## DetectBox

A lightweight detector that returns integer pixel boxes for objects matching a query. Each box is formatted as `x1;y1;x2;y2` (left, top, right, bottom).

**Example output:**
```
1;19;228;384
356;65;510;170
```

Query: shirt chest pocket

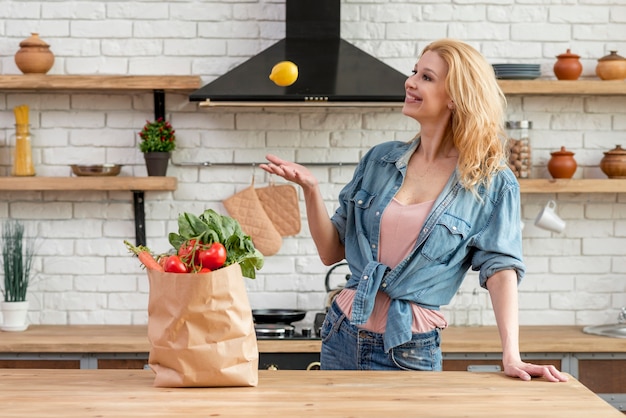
351;190;377;234
353;190;376;208
420;213;470;264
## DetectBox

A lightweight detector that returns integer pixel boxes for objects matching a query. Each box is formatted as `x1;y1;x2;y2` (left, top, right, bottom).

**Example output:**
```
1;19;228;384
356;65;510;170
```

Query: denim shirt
330;139;525;352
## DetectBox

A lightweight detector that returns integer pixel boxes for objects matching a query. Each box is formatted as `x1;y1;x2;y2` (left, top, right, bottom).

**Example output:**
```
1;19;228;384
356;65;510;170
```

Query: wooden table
0;369;620;417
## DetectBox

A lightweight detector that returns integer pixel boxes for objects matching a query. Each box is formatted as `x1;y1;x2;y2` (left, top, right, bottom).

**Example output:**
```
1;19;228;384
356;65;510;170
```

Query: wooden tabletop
1;325;624;354
0;369;620;417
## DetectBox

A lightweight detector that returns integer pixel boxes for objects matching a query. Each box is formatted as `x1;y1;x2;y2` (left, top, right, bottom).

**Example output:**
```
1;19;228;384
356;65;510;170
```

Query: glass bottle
506;120;532;179
11;124;35;176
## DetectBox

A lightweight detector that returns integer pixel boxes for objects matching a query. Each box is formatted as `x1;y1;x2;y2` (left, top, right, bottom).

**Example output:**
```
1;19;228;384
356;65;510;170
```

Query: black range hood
189;0;408;106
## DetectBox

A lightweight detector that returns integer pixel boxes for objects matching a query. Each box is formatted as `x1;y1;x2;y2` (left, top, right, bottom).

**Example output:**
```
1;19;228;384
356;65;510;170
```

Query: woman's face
402;50;452;124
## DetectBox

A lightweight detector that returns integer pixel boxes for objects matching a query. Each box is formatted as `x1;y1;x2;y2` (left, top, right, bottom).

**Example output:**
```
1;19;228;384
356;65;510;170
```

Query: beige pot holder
223;185;283;256
255;183;301;237
223;180;301;257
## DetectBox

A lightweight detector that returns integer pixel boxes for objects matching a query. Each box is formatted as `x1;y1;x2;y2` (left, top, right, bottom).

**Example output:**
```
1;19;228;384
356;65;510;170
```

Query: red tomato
178;239;199;264
163;255;188;273
198;242;227;270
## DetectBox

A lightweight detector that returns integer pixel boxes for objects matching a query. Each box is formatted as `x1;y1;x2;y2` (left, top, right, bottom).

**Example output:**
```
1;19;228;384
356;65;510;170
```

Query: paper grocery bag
146;263;259;387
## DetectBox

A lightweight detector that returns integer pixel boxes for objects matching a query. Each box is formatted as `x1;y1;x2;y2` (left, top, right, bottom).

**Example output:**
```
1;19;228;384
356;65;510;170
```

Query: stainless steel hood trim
198;101;403;108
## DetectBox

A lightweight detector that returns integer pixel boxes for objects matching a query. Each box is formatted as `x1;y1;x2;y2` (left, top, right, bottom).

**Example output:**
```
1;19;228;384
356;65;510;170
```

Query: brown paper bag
146;263;259;388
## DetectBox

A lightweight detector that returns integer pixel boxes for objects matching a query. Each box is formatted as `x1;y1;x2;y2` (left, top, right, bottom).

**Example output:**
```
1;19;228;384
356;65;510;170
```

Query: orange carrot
124;240;164;272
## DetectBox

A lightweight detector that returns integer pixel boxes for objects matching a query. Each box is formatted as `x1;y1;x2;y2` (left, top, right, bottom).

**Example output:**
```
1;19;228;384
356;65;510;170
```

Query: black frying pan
252;309;306;324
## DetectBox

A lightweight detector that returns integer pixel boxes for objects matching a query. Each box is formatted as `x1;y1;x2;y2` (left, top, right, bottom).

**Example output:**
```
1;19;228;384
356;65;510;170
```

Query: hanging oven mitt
223;185;283;256
255;182;301;237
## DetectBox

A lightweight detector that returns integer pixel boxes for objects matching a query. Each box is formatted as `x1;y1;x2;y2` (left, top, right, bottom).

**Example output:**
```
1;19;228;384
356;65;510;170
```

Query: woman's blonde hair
421;39;507;192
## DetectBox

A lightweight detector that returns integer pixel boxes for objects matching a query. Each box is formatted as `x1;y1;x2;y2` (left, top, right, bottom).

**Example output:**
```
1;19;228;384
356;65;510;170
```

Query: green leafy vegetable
168;209;264;279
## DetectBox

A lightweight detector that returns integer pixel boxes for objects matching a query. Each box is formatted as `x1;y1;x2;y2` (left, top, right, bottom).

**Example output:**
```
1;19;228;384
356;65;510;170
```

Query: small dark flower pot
144;152;170;176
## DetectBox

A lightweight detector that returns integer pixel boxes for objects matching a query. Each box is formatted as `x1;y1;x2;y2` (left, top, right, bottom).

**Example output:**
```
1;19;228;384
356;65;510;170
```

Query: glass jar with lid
506;120;532;179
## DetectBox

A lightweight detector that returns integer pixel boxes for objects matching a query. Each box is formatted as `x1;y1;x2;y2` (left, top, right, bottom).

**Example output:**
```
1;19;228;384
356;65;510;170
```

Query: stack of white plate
492;64;541;80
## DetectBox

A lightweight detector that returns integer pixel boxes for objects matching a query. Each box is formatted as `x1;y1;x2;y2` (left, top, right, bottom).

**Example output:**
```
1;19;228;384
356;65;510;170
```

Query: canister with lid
506;120;532;179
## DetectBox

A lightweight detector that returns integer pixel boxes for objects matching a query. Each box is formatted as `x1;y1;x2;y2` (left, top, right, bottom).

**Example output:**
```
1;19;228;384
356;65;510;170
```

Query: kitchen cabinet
0;74;199;245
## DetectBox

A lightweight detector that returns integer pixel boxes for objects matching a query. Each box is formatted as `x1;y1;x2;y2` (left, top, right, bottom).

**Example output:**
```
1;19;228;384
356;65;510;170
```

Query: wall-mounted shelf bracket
132;191;147;246
153;90;165;120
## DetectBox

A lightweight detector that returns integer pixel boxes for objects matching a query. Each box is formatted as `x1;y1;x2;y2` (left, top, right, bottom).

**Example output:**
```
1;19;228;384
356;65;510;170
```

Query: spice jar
600;145;626;179
506;120;532;179
548;146;577;179
554;49;583;80
11;124;36;176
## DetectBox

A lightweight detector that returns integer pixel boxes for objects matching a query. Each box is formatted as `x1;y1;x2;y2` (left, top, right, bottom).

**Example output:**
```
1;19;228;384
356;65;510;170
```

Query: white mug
534;200;566;233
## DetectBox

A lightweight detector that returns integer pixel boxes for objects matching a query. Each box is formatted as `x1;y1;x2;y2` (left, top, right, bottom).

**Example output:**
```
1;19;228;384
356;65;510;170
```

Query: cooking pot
324;262;351;310
252;309;306;324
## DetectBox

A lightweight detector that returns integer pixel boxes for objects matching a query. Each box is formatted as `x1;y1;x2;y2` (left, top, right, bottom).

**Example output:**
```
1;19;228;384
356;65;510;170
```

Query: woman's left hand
503;360;569;382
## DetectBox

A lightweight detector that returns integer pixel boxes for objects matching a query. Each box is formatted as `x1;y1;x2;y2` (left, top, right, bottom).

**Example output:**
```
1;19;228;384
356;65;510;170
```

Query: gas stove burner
255;323;295;339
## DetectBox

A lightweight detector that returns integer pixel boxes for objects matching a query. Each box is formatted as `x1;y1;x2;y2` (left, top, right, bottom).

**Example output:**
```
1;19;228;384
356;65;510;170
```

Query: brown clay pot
600;145;626;179
596;51;626;81
553;49;583;80
548;146;577;179
14;33;55;74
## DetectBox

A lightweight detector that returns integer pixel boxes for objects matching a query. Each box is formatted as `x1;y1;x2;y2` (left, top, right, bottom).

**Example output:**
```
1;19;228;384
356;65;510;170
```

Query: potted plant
1;219;35;332
138;117;176;176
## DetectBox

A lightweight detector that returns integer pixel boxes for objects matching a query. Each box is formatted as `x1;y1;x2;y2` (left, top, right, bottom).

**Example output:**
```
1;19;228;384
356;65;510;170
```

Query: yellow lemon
269;61;298;86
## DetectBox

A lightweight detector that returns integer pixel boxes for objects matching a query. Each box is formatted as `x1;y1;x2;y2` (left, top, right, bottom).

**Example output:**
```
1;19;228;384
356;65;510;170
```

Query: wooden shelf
0;176;177;191
498;79;626;95
1;76;622;97
0;75;201;91
1;177;622;194
519;179;626;193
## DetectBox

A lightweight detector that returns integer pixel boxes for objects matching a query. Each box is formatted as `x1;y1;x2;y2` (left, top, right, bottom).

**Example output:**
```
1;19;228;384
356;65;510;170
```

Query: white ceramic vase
1;300;29;332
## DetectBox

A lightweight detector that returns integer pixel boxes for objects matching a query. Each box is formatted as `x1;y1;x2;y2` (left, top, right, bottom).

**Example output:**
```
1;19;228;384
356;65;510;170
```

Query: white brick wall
1;0;625;329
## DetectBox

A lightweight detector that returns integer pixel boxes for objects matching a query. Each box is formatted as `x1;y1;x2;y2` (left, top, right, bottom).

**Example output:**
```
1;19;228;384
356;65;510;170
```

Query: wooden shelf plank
519;179;626;193
0;177;177;191
2;177;624;194
498;79;626;95
1;76;623;96
0;75;201;91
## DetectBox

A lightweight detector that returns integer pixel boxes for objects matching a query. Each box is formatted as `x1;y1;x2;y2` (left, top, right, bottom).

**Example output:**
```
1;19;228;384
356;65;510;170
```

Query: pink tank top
335;198;448;333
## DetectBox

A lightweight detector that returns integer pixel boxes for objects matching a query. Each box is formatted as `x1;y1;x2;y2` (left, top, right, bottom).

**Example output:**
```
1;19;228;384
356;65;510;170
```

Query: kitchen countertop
0;325;624;354
0;369;621;417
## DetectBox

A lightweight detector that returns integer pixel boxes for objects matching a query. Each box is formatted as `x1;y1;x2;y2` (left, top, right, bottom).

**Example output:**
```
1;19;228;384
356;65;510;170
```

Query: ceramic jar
548;146;577;179
596;51;626;81
600;145;626;179
14;33;55;74
554;49;583;80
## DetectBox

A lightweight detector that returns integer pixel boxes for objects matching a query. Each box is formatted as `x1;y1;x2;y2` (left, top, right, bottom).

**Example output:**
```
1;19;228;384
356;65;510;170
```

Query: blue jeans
320;300;443;371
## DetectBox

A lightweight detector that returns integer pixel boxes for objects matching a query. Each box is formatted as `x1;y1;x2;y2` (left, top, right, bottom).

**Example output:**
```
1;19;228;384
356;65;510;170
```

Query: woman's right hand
260;154;345;265
259;154;318;189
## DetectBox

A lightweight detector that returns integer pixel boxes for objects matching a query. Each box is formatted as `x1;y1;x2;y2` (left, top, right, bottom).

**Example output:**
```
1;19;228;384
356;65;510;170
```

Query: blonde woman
260;39;567;382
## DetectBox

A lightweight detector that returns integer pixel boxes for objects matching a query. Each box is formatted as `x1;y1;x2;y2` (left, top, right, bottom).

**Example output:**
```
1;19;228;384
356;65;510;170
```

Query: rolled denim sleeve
471;180;526;289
